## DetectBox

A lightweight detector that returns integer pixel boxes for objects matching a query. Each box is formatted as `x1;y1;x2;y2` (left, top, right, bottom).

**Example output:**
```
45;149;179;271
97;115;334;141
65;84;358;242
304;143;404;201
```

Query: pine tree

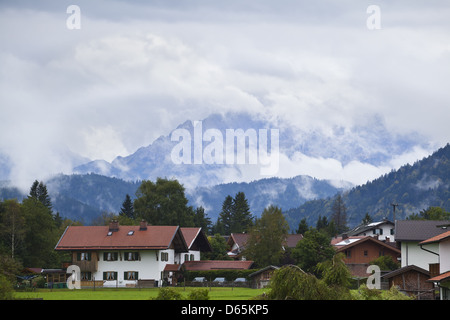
119;194;134;219
193;206;212;233
217;195;234;235
37;181;52;212
331;194;348;234
28;180;52;215
231;192;253;233
296;218;308;234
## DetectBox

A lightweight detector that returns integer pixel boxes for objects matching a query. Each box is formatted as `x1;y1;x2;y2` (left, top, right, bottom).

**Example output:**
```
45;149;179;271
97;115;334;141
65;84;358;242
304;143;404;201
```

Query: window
373;228;383;235
364;250;368;257
103;271;117;281
124;252;140;261
190;254;195;261
161;252;169;261
127;230;134;236
77;252;91;261
345;249;351;258
104;252;118;261
390;228;395;235
184;254;189;262
81;272;92;281
124;271;139;280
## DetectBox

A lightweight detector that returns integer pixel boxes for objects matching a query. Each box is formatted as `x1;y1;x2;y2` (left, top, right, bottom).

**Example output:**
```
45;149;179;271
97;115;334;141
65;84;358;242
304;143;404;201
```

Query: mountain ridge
73;111;431;188
284;143;450;230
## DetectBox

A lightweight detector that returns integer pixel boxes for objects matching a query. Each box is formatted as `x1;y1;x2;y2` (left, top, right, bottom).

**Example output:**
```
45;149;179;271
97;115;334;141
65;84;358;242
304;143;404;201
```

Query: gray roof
382;265;430;279
395;220;450;241
347;220;394;237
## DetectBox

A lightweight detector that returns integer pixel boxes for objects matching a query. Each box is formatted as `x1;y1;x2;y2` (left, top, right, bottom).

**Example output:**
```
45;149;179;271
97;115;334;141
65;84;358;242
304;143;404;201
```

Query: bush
352;284;414;300
187;288;210;300
153;287;183;300
268;265;340;300
0;274;14;300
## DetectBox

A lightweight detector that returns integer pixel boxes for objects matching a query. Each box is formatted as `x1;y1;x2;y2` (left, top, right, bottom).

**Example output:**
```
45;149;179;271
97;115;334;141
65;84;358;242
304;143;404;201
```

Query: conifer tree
231;191;253;233
331;193;348;234
28;180;52;215
217;195;234;235
119;194;134;219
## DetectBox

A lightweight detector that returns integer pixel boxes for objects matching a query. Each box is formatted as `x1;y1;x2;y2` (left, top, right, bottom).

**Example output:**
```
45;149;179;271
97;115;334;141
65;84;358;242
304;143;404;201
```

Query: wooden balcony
72;251;99;272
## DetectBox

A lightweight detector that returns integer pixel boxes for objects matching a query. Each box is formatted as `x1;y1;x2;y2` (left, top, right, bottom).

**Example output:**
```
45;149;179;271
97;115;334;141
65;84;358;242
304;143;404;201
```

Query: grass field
14;287;269;300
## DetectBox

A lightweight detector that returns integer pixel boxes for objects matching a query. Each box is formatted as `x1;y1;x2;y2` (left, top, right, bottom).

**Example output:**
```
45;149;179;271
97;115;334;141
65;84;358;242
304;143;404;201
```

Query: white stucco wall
401;241;439;270
440;239;450;273
93;249;174;287
177;250;201;264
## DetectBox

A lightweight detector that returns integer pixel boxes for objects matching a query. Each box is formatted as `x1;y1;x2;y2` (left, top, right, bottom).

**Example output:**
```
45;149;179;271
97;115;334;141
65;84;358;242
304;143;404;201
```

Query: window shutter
77;252;81;261
114;272;118;280
103;272;107;280
135;272;139;280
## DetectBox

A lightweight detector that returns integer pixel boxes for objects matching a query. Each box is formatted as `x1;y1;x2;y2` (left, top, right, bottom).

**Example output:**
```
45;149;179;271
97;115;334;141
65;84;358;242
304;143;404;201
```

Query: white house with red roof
55;220;211;287
419;230;450;300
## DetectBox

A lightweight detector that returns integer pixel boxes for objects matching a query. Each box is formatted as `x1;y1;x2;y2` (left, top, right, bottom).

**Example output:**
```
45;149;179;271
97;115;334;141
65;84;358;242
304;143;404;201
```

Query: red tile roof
55;225;188;252
180;227;201;249
183;260;254;271
285;234;304;248
335;236;401;254
428;270;450;283
419;230;450;245
164;264;182;272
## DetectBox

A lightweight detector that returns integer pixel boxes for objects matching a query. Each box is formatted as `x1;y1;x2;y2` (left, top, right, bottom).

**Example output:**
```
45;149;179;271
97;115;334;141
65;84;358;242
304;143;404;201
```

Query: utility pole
391;203;399;221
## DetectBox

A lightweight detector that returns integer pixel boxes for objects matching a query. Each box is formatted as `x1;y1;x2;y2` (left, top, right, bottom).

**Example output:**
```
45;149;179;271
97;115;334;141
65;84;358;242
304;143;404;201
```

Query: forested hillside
1;173;347;225
1;144;448;229
285;143;450;230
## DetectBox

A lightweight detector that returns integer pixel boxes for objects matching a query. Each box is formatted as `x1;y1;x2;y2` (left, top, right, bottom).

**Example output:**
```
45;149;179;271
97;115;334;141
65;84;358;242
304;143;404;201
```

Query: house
395;220;450;270
180;227;212;264
227;233;250;259
344;219;396;242
334;236;401;279
420;230;450;300
227;233;303;260
382;265;434;299
55;220;210;287
248;265;279;289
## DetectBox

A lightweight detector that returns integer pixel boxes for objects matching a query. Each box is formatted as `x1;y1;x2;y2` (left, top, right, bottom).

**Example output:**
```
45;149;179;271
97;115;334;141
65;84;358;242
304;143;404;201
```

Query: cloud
0;1;449;187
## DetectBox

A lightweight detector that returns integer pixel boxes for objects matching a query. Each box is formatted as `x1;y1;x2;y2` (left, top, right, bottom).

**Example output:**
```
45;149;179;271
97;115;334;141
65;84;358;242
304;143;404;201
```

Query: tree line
1;175;448;291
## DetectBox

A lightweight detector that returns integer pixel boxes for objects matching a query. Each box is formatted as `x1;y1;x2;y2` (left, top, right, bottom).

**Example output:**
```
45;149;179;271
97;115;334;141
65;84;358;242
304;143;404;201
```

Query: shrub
268;265;337;300
187;288;210;300
153;287;183;300
0;274;14;300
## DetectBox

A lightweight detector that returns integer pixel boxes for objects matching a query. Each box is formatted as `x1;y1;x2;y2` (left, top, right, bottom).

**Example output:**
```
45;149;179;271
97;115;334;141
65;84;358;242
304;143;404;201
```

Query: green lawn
14;287;269;300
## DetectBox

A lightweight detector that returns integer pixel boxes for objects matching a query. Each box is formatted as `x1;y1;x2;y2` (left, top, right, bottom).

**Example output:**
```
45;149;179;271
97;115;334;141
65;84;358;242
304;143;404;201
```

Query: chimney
139;220;148;231
342;233;348;240
109;220;119;232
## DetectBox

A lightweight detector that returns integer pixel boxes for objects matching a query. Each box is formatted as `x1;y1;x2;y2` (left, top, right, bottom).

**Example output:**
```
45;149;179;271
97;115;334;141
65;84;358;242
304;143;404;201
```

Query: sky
1;0;449;190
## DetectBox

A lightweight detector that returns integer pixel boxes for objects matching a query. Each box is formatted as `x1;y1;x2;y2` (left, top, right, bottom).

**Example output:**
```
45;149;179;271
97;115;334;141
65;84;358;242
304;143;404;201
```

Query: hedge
183;269;258;282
